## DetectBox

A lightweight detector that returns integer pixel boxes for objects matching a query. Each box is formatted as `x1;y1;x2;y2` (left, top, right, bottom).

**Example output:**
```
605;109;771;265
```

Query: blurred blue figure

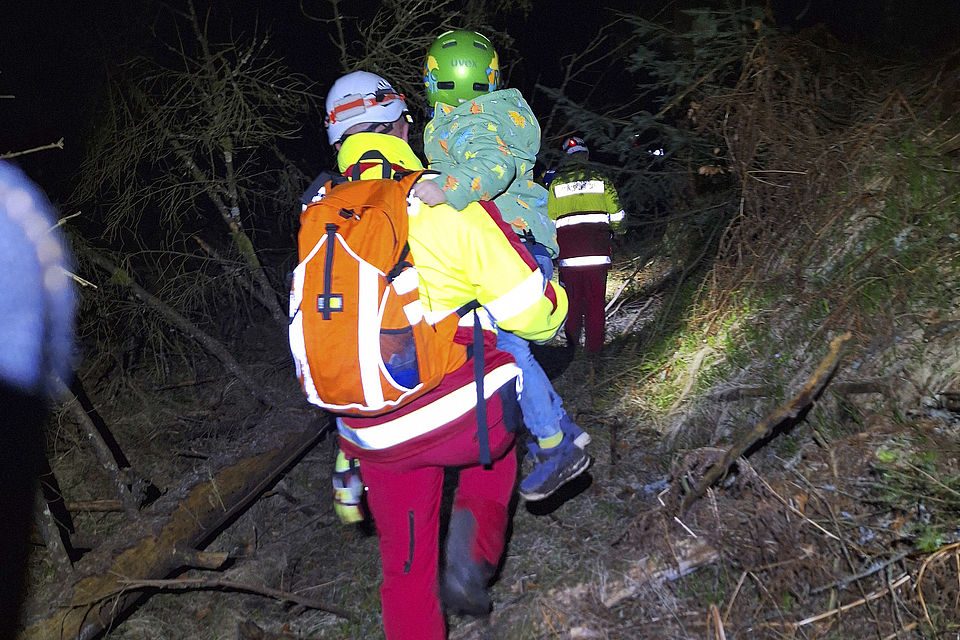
0;160;75;638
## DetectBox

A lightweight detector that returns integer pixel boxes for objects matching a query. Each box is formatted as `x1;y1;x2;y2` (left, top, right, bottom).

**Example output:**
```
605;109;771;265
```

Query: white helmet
324;71;409;145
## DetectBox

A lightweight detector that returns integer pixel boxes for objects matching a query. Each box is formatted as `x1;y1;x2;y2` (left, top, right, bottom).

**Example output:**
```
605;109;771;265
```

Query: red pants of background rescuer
355;398;518;640
560;265;609;354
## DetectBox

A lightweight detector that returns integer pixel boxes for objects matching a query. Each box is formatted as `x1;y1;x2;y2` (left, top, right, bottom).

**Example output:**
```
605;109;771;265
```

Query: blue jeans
533;253;554;283
496;330;564;441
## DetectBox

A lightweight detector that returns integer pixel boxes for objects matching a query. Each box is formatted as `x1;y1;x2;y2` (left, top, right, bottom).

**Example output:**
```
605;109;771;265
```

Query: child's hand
412;180;447;206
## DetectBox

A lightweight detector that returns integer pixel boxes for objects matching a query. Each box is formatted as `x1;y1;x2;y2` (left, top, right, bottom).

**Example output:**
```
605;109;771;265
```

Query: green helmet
423;30;500;108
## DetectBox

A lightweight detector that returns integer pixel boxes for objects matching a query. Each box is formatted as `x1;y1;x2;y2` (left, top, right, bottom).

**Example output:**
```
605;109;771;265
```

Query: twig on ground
796;574;910;627
709;603;727;640
112;575;356;621
916;540;960;631
722;571;748;627
809;550;910;595
882;622;918;640
757;476;841;542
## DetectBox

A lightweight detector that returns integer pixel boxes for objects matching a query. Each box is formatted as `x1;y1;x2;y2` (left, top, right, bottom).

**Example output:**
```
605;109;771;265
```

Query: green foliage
538;2;763;242
871;438;960;552
673;564;731;606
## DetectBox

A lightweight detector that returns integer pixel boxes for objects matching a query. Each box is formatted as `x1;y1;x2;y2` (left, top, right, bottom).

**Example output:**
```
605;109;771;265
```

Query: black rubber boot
439;509;494;617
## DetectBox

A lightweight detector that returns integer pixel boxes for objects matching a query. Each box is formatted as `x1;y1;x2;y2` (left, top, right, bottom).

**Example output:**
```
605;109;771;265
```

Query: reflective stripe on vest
423;307;496;332
552;179;605;198
337;362;521;450
555;212;610;228
558;255;611;268
356;251;382;406
483;268;546;323
610;210;625;224
422;268;545;328
457;308;497;332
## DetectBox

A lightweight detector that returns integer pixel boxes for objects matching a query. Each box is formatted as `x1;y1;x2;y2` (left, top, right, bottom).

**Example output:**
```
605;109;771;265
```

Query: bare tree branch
1;138;65;160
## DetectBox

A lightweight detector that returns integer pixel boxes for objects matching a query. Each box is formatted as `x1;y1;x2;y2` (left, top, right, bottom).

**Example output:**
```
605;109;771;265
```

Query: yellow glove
332;450;364;524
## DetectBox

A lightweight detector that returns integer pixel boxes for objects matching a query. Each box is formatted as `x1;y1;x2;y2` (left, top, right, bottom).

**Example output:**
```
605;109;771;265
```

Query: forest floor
21;251;960;640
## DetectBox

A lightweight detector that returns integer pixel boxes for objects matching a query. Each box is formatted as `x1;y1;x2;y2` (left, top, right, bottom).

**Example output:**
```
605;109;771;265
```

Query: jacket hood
434;87;523;115
337;132;425;176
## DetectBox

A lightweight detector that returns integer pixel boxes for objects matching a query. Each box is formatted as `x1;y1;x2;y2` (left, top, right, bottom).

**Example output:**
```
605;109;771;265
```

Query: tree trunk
22;416;327;640
84;249;277;407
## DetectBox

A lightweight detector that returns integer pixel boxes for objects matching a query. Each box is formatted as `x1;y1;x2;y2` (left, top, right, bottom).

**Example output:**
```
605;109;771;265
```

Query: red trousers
353;391;518;640
560;265;608;353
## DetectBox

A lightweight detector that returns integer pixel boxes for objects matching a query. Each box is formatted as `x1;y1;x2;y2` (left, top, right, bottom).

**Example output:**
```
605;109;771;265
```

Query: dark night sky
2;1;958;202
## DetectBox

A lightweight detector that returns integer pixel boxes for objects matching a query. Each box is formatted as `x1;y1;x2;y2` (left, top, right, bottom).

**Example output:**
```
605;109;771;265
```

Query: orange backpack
288;157;465;417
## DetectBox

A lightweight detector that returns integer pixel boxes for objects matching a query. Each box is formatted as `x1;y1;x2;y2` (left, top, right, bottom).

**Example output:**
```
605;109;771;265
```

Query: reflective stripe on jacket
338;350;519;454
547;163;625;267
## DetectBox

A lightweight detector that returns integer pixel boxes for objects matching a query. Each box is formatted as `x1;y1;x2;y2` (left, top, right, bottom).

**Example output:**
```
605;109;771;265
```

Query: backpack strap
351;150;394;181
457;300;490;466
301;170;345;207
386;244;412;283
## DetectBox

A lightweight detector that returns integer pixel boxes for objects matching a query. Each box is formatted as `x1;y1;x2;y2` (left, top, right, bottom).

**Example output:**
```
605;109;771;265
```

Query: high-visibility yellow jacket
338;133;566;343
333;132;568;458
547;162;626;269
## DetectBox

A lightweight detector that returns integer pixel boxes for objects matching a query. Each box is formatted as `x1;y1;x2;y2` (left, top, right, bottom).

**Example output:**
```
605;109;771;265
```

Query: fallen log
680;331;852;513
599;537;720;608
22;411;328;640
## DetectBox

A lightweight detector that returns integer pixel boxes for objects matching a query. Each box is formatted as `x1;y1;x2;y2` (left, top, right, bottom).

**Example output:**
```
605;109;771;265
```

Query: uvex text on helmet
324;70;408;145
423;30;499;108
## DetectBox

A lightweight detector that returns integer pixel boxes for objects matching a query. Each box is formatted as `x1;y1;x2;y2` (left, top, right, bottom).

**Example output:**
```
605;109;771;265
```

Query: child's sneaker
519;436;591;501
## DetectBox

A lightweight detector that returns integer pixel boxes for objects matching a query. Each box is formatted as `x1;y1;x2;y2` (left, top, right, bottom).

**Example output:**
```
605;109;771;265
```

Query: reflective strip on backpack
552;179;605;198
289;237;327;405
403;299;424;325
337;362;521;450
482;268;546;323
558;255;611;267
289;309;320;402
357;256;384;407
391;267;419;295
555;212;610;228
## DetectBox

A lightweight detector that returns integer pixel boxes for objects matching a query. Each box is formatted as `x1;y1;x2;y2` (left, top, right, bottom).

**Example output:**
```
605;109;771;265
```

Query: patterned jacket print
423;88;559;257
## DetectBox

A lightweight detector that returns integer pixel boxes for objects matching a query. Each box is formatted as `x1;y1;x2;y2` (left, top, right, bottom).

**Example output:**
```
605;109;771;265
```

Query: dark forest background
4;1;960;638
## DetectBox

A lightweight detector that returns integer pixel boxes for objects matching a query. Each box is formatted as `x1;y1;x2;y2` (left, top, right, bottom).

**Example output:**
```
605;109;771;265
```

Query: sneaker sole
519;454;592;501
